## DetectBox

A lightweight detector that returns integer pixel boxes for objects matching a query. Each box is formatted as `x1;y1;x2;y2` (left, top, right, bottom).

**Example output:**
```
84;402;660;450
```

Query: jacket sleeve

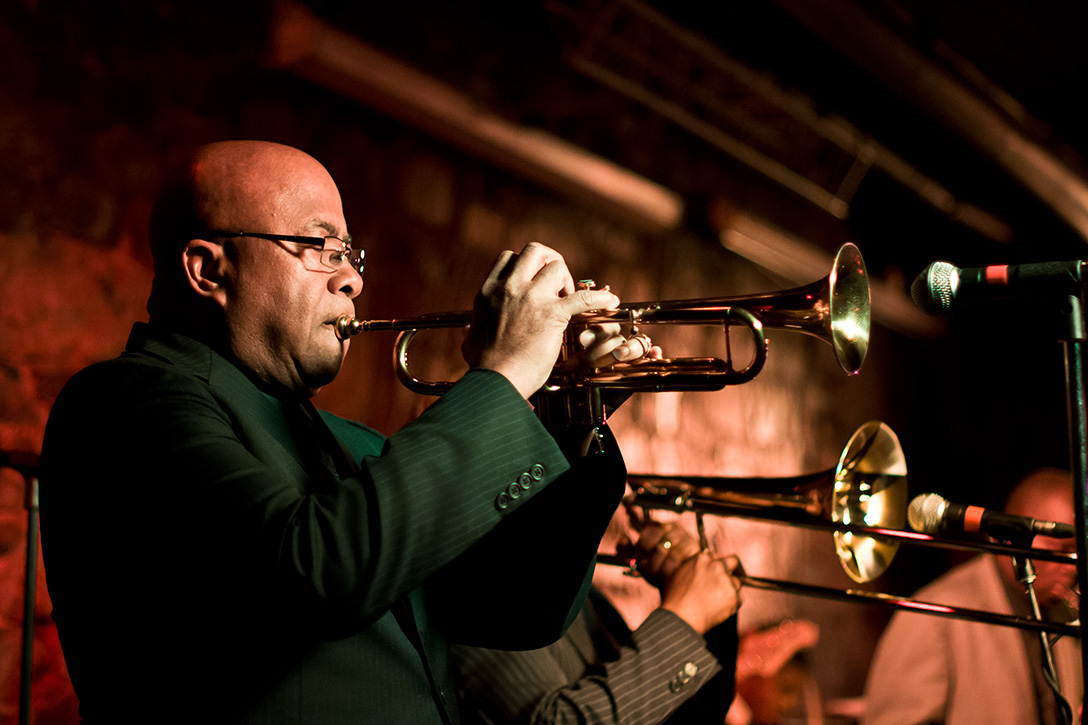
41;358;572;637
428;424;628;649
452;605;736;724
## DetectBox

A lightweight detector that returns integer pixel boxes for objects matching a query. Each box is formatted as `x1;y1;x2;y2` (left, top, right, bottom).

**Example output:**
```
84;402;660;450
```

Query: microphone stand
1059;293;1088;709
20;470;39;725
1008;539;1072;725
1;451;40;725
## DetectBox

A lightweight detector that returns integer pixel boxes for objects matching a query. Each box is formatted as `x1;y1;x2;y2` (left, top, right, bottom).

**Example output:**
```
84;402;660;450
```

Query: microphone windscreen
908;493;946;534
911;261;956;315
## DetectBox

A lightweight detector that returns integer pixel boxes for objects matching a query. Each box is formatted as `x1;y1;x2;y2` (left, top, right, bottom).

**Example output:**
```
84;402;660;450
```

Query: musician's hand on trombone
618;517;743;635
463;242;625;400
619;519;701;588
661;552;743;635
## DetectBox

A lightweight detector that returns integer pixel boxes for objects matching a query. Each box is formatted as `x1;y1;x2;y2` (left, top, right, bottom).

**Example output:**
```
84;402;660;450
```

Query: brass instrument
335;243;870;424
629;420;908;582
597;550;1077;635
607;420;1078;635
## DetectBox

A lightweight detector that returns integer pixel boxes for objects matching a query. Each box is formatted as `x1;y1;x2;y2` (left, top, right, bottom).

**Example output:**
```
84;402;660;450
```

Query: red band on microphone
964;505;985;532
984;265;1009;285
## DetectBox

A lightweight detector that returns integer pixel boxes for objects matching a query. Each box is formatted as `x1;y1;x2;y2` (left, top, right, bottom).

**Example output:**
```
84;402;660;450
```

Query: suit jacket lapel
126;322;313;480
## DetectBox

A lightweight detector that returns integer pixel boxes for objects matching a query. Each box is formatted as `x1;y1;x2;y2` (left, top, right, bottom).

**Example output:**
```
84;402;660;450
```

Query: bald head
147;141;348;320
1004;467;1074;523
149;141;328;272
146;140;358;394
999;467;1078;618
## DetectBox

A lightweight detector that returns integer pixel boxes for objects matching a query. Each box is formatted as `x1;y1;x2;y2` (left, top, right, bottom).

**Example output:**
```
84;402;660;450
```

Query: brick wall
1;1;891;720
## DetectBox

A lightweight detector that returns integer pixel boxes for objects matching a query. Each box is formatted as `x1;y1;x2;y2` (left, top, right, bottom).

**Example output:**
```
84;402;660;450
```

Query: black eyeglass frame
206;230;365;275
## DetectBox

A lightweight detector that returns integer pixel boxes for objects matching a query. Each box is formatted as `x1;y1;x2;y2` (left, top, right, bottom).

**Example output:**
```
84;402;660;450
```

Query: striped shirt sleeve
454;604;731;724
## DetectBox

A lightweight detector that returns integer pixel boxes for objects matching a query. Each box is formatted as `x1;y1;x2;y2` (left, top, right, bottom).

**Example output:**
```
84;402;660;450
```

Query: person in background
863;468;1081;725
727;618;821;725
453;515;743;724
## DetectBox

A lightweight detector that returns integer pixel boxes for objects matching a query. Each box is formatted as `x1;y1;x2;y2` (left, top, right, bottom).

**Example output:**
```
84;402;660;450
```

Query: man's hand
619;517;743;635
462;243;625;399
660;552;743;635
620;519;701;589
575;325;663;367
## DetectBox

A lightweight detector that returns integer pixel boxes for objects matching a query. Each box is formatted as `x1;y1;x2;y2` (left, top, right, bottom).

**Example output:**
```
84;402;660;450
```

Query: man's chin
300;355;345;393
307;365;341;388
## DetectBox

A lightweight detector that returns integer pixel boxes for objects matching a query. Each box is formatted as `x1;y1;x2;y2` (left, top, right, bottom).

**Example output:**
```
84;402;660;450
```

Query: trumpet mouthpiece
335;315;361;340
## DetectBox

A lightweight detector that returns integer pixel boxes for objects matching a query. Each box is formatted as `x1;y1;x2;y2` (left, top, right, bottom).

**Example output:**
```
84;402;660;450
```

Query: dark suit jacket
453;587;738;724
39;322;625;723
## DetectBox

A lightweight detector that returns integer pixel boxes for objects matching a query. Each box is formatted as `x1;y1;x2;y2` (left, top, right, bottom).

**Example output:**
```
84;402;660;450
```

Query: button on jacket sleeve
454;603;737;724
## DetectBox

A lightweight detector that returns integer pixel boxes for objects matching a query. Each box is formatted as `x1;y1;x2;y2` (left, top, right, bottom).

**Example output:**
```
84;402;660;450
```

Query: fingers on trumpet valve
578;327;659;363
622;332;657;359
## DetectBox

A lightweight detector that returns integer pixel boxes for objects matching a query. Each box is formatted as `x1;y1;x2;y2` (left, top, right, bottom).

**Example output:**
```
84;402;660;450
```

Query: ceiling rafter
543;0;1013;243
771;0;1088;245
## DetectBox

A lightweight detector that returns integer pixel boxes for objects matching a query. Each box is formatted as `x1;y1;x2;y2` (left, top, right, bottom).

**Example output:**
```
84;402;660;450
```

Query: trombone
605;420;1078;636
336;243;871;426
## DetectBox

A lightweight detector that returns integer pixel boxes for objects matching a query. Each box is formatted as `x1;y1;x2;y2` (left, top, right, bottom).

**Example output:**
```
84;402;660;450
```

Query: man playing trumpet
39;140;655;723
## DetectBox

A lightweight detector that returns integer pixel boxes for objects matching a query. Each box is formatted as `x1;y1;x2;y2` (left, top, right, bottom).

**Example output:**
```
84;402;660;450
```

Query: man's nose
332;265;363;298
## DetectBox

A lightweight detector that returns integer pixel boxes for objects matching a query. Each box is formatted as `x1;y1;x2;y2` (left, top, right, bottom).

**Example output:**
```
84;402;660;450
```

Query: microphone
908;493;1075;539
910;259;1086;314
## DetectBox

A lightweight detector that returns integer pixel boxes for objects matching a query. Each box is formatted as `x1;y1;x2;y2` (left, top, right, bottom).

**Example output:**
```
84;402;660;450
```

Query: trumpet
606;420;1078;635
336;243;871;426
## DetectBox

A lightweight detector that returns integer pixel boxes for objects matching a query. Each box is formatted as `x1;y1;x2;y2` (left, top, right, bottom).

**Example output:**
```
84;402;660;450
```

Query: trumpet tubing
334;243;871;424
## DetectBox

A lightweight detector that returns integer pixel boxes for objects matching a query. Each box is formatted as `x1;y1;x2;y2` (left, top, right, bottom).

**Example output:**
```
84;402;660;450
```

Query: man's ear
182;238;229;305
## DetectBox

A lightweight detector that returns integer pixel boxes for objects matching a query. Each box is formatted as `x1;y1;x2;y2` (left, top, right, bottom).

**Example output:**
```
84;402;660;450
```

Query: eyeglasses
206;230;365;275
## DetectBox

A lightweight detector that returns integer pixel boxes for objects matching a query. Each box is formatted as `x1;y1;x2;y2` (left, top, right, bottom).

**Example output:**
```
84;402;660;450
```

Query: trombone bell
628;420;908;583
831;421;908;582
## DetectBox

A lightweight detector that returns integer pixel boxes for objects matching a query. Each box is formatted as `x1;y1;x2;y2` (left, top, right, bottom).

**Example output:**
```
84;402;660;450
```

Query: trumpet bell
736;241;869;375
833;420;908;582
827;243;870;375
